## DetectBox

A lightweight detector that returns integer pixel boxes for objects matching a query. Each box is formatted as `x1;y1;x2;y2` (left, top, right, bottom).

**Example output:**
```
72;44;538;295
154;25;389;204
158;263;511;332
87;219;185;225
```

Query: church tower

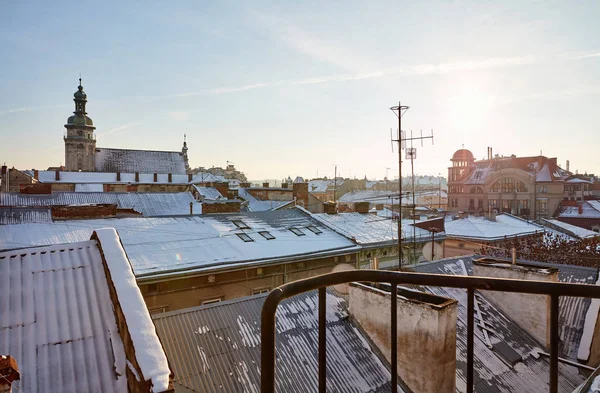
64;78;96;171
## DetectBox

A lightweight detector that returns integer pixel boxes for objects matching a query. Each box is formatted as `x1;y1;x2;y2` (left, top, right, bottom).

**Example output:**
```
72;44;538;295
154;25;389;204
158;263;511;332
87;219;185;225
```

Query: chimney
355;201;370;214
240;182;251;188
263;182;269;188
33;169;38;180
324;202;337;214
190;201;194;215
0;165;6;175
154;173;158;182
188;173;193;182
349;283;457;393
566;160;570;173
473;258;559;347
168;173;172;183
0;356;20;393
292;182;309;208
282;182;288;189
55;169;60;181
375;203;384;211
579;204;583;215
135;172;140;182
490;147;493;160
116;171;121;181
214;182;229;199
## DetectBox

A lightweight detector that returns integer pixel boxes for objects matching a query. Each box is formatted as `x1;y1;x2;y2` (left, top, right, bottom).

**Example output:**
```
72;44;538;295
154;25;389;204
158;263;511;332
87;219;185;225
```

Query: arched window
490;178;527;193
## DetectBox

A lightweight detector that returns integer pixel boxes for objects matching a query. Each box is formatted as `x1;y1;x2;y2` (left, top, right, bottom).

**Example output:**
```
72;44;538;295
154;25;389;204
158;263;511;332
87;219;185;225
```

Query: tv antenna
390;101;434;271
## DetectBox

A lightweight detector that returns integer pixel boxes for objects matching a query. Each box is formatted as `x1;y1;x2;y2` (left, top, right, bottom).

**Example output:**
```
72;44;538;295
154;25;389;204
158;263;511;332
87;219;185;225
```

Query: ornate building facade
447;148;571;219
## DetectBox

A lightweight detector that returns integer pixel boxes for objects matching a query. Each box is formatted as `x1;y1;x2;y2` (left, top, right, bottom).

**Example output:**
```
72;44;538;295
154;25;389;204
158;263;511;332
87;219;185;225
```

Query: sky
1;0;599;181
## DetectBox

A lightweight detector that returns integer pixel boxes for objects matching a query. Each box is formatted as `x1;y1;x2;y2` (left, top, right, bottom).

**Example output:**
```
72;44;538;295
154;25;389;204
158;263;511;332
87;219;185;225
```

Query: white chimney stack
349;283;457;393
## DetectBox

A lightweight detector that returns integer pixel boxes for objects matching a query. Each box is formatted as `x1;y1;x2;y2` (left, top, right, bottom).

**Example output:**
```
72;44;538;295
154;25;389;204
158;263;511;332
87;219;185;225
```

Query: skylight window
306;225;322;235
259;231;275;240
289;228;306;236
236;233;254;242
232;220;250;229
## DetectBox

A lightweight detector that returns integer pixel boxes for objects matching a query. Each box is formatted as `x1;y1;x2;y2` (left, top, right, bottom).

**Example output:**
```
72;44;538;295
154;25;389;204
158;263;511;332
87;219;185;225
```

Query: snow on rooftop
560;201;600;219
0;210;358;277
237;188;291;211
308;179;332;193
193;185;224;200
543;219;599;239
94;229;171;392
445;214;544;241
338;190;398;204
95;148;186;174
311;212;438;245
74;183;105;192
0;241;128;393
0;191;200;217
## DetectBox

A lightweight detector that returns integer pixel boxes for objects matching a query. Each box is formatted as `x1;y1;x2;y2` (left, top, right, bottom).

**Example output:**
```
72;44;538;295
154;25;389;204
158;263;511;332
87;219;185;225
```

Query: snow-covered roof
566;178;593;184
95;147;186;174
0;192;200;217
293;176;305;184
193;185;224;200
338;190;398;204
153;288;404;393
189;172;227;183
94;229;171;391
0;210;359;278
445;214;544;241
0;240;128;393
542;219;599;239
308;179;332;193
237;188;291;212
29;170;192;184
311;212;441;245
0;207;51;225
559;201;600;219
412;256;591;391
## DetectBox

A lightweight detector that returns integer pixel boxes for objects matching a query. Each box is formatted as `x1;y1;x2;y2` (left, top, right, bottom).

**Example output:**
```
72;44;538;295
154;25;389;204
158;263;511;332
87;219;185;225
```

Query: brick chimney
33;169;39;180
349;283;457;393
0;356;20;393
355;201;370;214
188;173;193;182
473;258;558;347
214;182;229;199
579;204;583;215
281;182;288;189
116;171;121;181
168;173;172;183
263;182;269;188
55;169;60;181
154;173;158;182
292;182;309;208
135;172;140;182
323;202;337;214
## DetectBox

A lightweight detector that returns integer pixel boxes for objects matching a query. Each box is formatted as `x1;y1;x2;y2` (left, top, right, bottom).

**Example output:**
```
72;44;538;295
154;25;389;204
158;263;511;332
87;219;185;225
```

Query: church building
64;79;190;174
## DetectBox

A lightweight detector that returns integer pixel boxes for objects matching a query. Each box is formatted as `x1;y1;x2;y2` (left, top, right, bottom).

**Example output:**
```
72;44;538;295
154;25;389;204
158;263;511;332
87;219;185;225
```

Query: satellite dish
331;263;356;295
422;242;444;262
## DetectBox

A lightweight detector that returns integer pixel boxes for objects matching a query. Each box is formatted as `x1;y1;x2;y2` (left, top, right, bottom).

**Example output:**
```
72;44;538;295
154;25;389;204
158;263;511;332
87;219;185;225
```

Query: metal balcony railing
261;270;600;393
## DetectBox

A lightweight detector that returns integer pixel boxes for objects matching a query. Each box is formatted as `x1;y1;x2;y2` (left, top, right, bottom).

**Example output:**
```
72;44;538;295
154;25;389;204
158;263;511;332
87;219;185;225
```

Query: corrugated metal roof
0;207;51;225
311;212;441;244
95;147;187;174
412;255;597;364
152;290;403;393
0;209;359;277
0;241;128;393
0;191;199;216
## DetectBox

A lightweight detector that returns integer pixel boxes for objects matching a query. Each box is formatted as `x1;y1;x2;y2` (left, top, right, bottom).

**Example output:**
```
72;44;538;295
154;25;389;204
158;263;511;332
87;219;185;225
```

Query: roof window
232;220;250;229
306;225;323;235
289;228;306;236
236;233;254;242
259;231;275;240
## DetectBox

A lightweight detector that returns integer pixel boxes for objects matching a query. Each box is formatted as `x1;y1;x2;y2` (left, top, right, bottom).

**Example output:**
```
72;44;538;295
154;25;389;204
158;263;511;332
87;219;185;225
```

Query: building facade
447;148;571;219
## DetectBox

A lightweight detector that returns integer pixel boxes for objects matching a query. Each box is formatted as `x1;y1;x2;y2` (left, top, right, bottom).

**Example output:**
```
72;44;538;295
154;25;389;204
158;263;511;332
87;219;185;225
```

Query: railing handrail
261;269;600;393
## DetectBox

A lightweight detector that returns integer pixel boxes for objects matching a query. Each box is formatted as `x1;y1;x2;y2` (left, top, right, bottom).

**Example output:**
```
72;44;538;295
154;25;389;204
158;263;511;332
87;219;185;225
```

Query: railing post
319;287;327;393
467;288;474;393
550;294;559;393
391;283;398;393
261;290;282;393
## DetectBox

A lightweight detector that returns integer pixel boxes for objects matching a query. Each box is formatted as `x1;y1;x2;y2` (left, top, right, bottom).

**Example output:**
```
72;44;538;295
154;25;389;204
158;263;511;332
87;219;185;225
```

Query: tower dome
451;149;474;162
66;78;94;126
